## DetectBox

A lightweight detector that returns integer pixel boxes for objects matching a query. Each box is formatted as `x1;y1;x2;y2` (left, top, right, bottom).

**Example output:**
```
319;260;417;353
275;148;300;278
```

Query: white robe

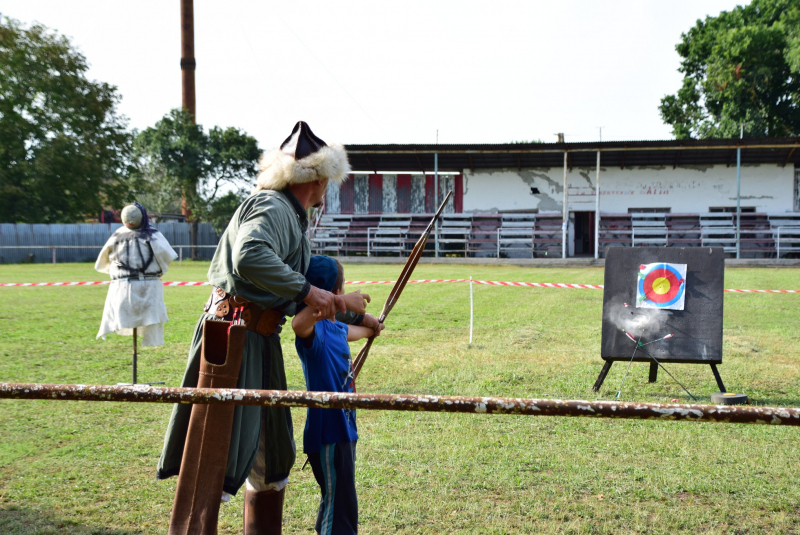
95;228;178;346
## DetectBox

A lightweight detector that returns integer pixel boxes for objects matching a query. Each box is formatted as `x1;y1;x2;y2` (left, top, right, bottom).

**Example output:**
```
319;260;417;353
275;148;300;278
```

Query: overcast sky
2;1;748;148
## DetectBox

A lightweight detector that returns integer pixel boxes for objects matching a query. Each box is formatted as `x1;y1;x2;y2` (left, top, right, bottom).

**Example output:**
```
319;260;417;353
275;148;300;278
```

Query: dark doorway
574;211;595;256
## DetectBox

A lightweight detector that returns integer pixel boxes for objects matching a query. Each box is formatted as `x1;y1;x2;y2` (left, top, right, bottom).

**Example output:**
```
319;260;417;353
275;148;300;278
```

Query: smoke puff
604;295;669;338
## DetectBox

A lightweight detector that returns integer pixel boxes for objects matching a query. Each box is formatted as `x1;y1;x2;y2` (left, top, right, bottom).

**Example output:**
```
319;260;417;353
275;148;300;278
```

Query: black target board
600;247;724;364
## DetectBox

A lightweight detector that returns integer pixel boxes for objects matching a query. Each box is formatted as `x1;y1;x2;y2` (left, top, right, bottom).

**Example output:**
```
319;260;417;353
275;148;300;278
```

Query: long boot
243;487;285;535
168;320;246;535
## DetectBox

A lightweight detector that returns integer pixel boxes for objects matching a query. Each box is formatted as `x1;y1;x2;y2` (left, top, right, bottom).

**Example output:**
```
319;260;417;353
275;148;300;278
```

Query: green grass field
1;261;799;534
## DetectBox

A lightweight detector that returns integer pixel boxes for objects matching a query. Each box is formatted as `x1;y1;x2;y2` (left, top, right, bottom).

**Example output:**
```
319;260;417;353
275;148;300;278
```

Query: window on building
709;206;756;213
628;208;671;213
530;187;540;194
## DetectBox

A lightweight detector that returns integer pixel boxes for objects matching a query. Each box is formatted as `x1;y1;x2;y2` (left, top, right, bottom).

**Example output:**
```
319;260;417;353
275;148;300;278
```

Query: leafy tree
659;0;800;139
0;17;132;223
134;108;260;252
207;191;247;235
129;162;184;217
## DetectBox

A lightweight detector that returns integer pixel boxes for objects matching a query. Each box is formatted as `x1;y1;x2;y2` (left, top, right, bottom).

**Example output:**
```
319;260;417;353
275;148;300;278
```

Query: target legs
648;362;658;383
592;361;613;392
710;364;726;393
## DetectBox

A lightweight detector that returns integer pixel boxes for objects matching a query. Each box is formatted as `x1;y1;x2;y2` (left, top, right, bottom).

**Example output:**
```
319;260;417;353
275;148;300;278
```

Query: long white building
316;138;800;258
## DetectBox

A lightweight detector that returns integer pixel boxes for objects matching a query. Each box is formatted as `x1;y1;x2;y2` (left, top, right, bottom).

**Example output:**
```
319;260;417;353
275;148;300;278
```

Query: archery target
636;262;687;310
602;247;724;364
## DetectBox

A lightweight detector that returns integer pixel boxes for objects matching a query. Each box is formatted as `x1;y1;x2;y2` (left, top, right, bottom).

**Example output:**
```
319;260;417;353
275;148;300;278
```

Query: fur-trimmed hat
255;121;351;192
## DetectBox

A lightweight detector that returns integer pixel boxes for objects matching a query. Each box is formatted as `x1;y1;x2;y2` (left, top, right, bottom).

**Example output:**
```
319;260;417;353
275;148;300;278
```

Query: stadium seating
310;211;800;259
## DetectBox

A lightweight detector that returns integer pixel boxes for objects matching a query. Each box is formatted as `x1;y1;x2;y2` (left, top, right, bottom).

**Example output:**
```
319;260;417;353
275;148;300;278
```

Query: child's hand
346;315;383;342
372;322;386;338
360;314;385;337
360;313;380;331
342;290;370;314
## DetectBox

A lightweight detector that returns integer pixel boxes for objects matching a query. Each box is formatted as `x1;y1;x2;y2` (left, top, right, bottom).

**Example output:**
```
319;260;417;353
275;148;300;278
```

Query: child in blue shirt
293;255;384;535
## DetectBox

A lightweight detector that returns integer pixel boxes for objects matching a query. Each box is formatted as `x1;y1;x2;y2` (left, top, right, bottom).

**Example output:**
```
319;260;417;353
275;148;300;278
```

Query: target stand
593;247;727;394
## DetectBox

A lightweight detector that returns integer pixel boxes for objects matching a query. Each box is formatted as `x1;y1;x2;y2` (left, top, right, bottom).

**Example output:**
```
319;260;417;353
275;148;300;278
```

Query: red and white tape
0;281;112;287
1;279;798;293
0;281;212;287
722;288;800;293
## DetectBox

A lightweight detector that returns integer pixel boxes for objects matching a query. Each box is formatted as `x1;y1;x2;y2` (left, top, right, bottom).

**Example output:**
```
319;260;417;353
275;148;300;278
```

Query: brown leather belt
203;287;285;337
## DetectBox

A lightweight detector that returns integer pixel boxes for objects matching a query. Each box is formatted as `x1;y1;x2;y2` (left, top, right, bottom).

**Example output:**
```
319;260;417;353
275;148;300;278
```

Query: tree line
0;16;260;229
2;0;800;225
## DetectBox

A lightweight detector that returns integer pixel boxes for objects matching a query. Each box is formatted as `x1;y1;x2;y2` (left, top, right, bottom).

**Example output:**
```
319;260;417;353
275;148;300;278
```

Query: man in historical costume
157;121;374;535
95;202;178;347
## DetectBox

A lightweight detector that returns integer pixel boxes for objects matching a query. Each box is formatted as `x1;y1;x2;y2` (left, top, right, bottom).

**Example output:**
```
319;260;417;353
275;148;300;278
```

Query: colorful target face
636;262;687;310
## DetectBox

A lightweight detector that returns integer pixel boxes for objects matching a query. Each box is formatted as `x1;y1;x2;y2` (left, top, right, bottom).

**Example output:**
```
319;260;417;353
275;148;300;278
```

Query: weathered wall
382;174;397;213
438;175;456;213
463;164;796;214
410;176;426;213
353;175;369;214
325;180;341;213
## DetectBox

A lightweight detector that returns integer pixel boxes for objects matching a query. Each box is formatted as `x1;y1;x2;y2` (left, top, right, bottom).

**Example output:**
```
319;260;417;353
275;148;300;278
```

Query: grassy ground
0;261;799;534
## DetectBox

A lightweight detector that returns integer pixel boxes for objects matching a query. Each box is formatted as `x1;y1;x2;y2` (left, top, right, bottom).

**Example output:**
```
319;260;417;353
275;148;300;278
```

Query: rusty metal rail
1;383;799;426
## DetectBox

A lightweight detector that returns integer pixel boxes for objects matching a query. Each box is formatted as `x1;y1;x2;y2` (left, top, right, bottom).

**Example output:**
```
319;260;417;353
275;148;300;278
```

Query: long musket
352;190;453;379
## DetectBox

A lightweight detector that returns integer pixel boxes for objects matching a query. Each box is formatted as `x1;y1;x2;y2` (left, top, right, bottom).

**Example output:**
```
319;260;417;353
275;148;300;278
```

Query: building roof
345;137;800;173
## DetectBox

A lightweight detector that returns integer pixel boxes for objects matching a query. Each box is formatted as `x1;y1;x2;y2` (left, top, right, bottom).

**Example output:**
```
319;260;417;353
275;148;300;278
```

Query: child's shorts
307;441;357;535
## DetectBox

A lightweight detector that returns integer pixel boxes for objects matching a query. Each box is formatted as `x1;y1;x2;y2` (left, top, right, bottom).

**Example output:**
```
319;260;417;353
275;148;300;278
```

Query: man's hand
360;313;384;337
342;290;370;315
304;285;346;319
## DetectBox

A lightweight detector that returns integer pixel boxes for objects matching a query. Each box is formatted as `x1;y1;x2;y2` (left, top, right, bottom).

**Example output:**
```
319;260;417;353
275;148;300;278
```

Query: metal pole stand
117;327;165;386
132;327;137;384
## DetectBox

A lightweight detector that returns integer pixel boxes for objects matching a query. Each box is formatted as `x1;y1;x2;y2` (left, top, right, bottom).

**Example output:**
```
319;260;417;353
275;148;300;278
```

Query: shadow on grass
640;391;800;408
0;505;139;535
741;397;800;408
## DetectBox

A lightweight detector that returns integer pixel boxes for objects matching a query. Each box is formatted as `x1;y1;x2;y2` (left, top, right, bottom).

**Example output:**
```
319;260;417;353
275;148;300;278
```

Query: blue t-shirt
296;319;358;454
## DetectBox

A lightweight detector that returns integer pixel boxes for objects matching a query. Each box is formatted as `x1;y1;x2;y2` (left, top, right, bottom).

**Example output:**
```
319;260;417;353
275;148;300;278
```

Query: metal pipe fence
2;382;798;426
776;226;800;258
173;245;218;265
0;245;220;265
0;245;103;265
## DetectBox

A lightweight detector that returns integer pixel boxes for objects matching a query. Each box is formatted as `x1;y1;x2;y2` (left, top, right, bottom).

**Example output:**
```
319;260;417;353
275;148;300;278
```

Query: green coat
156;189;311;495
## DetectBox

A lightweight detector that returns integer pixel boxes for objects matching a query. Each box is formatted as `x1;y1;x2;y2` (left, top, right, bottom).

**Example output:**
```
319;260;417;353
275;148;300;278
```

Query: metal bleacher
770;214;800;257
630;213;668;247
313;212;565;258
312;211;800;259
598;211;800;258
438;214;472;257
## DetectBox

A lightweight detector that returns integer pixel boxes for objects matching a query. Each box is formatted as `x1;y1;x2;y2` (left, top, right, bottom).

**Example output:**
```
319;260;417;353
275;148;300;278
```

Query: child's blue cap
306;255;338;292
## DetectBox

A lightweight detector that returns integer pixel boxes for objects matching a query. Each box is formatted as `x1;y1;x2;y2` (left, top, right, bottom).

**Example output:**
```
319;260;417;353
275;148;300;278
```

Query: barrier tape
1;279;798;293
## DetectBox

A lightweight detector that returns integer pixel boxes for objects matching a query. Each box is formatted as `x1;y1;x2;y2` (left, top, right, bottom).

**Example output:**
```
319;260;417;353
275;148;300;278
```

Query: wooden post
180;0;197;259
180;0;196;119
